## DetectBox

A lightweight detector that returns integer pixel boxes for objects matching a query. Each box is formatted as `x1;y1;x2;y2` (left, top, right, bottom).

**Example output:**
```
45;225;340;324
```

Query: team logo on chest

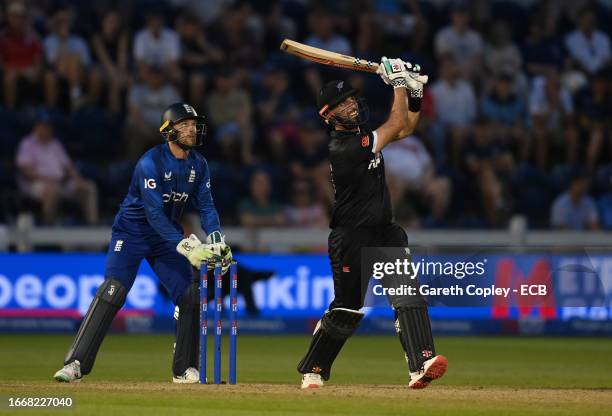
188;167;196;183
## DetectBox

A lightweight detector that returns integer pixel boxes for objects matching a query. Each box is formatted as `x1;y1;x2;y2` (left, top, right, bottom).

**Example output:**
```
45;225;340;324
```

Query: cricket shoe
53;360;82;383
409;355;447;389
172;367;199;384
301;373;324;389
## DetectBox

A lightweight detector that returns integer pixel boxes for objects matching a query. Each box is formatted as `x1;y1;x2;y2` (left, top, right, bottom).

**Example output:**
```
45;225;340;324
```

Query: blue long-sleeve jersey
114;144;221;245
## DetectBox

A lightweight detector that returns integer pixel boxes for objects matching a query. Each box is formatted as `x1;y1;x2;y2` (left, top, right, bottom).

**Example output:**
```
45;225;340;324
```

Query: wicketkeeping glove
377;57;409;89
176;234;217;269
206;230;233;273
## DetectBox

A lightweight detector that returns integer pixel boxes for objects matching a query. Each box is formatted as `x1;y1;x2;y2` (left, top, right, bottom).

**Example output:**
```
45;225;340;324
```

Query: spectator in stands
304;10;352;97
15;111;99;225
207;3;262;68
239;169;286;227
290;120;333;208
176;0;227;26
434;2;483;81
528;71;577;168
264;124;298;166
481;73;527;163
304;10;352;55
357;0;426;55
176;12;223;107
522;16;564;78
133;9;181;82
482;73;525;127
43;7;93;110
551;170;599;230
206;71;253;164
255;65;298;127
484;21;526;94
0;2;42;108
464;118;514;226
257;130;299;191
262;1;297;55
384;135;451;228
285;180;328;228
214;123;244;166
126;66;181;161
430;55;477;168
564;7;611;76
91;10;130;113
574;69;612;169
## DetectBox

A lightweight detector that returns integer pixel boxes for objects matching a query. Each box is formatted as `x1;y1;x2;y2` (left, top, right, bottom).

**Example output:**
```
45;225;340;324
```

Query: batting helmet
317;80;369;128
159;103;207;150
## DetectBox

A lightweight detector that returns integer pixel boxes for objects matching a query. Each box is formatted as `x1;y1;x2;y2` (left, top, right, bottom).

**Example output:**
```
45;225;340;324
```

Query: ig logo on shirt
144;178;157;189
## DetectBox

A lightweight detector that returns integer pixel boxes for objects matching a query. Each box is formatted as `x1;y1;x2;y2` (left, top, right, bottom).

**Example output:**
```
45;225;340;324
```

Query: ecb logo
183;104;196;115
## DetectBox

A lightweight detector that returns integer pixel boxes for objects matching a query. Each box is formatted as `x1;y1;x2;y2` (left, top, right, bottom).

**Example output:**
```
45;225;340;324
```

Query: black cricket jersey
329;129;392;228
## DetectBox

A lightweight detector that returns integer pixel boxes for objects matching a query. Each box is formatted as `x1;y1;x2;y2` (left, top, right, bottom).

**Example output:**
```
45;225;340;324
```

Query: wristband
408;96;422;112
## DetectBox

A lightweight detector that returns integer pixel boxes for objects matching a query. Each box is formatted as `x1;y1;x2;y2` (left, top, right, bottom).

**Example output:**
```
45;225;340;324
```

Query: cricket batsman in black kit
298;58;447;389
53;103;232;383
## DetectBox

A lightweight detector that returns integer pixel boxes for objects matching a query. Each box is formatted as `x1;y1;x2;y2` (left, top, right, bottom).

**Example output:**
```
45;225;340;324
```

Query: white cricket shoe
301;373;324;389
53;360;82;383
172;367;199;384
409;355;448;389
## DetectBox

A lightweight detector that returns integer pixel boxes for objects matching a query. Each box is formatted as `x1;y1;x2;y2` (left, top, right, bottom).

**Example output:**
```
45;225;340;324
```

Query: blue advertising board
1;253;611;334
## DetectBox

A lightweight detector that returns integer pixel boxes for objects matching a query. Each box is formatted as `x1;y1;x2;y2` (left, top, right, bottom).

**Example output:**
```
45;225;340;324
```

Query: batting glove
377;57;409;89
403;62;428;98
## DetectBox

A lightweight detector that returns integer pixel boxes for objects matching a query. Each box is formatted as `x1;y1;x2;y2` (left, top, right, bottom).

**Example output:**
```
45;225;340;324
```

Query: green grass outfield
1;335;611;415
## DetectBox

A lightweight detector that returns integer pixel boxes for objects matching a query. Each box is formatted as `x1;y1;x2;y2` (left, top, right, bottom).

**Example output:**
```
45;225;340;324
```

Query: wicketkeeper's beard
178;133;196;147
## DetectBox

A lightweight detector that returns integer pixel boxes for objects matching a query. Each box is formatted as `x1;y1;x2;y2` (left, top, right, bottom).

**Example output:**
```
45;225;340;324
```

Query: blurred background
0;0;611;336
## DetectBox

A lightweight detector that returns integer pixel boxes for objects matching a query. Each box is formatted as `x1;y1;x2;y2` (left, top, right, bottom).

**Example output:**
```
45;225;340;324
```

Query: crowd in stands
1;0;611;230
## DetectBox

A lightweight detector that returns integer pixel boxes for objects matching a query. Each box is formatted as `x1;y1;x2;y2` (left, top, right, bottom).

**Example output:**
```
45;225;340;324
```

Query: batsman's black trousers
327;223;408;310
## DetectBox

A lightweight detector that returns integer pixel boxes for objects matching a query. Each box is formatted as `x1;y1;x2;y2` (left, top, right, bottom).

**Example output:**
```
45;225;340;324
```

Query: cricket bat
280;39;379;73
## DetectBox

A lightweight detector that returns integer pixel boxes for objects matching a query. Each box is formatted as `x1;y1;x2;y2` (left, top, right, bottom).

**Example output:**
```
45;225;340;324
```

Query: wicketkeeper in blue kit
53;102;232;384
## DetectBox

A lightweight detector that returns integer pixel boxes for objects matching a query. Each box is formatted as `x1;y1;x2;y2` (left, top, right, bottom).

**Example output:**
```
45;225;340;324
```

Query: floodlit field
1;335;611;415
